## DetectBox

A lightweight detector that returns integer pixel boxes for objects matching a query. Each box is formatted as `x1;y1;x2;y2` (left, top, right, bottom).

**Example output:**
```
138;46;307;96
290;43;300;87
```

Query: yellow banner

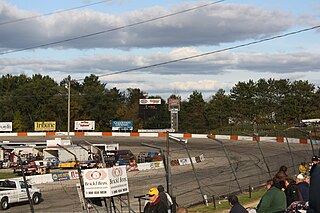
34;121;56;131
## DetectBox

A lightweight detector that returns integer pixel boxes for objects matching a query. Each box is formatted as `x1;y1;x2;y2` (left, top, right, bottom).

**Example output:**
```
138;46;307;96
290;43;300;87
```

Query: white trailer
44;145;89;162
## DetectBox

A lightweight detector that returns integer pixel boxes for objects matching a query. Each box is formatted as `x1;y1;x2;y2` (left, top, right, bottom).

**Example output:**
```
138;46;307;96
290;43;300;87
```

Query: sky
0;0;320;101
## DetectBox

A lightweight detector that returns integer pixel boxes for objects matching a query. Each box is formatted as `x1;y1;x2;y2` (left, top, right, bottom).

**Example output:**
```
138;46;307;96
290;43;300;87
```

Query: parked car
13;160;49;176
104;150;136;166
58;161;78;169
0;179;41;210
137;152;163;163
80;160;101;169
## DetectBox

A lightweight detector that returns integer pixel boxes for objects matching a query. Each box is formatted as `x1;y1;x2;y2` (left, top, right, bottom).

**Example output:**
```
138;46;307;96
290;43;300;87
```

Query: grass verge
188;187;265;212
0;172;19;179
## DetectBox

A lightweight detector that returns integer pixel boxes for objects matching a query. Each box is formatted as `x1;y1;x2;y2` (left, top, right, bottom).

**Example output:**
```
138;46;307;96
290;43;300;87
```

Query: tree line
0;74;319;133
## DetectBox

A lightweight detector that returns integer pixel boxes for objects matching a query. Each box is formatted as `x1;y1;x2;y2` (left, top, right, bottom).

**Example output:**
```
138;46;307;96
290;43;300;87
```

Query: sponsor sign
52;172;70;182
74;120;95;131
83;166;129;198
168;98;180;111
0;122;12;131
139;99;161;105
34;121;56;131
112;120;133;131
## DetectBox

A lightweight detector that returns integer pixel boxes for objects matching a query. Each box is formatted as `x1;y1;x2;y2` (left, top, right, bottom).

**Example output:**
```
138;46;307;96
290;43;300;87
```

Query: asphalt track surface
0;136;317;213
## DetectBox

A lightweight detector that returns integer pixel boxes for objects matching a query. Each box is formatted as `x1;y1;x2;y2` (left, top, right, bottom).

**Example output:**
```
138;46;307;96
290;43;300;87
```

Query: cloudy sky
0;0;320;100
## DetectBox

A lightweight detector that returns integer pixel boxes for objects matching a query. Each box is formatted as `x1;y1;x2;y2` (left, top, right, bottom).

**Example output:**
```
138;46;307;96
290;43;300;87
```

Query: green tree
180;91;208;133
230;80;256;124
206;89;231;129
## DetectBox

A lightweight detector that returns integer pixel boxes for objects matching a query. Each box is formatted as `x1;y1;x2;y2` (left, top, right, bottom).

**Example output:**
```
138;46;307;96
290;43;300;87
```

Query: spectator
295;174;309;201
305;175;310;184
265;179;273;191
144;188;168;213
309;164;320;213
177;207;188;213
157;185;173;212
284;177;302;206
228;194;248;213
278;165;288;175
256;176;287;213
309;155;319;175
274;171;287;190
298;162;308;175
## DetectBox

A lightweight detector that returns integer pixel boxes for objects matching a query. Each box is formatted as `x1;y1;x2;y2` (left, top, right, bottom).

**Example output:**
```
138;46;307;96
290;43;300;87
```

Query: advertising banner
52;172;70;182
34;121;56;131
139;99;161;105
83;166;129;198
74;120;95;131
0;122;12;131
168;98;180;111
112;120;133;131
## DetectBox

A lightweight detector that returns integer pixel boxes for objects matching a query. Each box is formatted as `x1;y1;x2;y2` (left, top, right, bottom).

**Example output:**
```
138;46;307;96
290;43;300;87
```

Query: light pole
169;135;206;203
67;80;71;142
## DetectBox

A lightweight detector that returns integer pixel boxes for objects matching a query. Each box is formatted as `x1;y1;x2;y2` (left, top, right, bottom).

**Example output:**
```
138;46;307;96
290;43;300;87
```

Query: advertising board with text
34;121;56;131
74;120;95;131
112;120;133;131
0;122;12;131
83;166;129;198
139;98;161;105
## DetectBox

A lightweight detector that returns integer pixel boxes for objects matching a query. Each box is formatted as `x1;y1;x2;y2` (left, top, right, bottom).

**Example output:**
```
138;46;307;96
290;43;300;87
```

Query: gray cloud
0;1;301;51
1;49;319;77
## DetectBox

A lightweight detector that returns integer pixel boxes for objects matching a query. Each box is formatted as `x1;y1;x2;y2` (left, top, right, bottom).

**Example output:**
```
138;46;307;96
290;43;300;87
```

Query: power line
0;0;225;56
0;0;111;26
83;24;320;81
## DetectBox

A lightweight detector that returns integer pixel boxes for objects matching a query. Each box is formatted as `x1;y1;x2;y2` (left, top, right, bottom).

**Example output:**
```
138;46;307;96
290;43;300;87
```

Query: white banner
83;166;128;198
0;122;12;131
139;99;161;105
75;121;95;131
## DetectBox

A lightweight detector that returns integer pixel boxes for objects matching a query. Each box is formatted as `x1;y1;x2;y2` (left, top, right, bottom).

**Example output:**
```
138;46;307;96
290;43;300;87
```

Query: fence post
212;195;216;209
249;185;252;198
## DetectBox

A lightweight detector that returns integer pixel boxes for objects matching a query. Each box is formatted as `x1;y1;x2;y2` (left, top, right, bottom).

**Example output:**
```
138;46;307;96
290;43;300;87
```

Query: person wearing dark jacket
295;174;309;201
284;177;303;207
228;194;248;213
308;164;320;213
157;185;173;211
144;188;168;213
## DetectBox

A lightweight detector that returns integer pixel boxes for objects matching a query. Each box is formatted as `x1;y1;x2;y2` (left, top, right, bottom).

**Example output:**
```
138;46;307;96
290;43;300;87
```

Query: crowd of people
228;155;320;213
143;155;320;213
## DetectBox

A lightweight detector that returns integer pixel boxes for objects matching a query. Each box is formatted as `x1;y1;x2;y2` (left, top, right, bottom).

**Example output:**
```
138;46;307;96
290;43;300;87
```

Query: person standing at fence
157;185;173;212
228;194;248;213
144;187;167;213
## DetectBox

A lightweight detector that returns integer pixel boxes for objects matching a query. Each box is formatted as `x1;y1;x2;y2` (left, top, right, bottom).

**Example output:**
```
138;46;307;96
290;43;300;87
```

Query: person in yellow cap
144;187;168;213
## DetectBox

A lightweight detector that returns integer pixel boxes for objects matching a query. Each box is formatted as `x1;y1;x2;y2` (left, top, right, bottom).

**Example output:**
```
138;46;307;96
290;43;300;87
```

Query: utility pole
67;80;71;142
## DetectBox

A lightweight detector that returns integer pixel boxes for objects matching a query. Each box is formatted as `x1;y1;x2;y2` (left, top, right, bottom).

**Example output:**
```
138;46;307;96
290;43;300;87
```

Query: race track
0;136;316;212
